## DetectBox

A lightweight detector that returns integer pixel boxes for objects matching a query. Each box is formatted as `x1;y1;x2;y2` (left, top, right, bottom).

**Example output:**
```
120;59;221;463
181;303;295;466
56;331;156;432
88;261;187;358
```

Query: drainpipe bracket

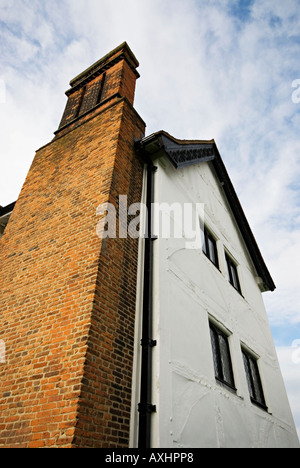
138;403;157;414
140;338;157;348
144;235;158;242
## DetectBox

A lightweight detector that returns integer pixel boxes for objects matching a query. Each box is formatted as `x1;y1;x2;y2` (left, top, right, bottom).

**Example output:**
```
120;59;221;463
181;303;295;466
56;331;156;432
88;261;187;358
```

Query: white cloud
276;346;300;440
1;0;299;308
1;1;299;302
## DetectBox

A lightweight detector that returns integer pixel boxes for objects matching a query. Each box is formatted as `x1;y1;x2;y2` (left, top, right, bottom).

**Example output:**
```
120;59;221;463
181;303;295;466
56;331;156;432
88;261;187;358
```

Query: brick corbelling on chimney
0;44;145;448
69;42;140;89
56;42;140;136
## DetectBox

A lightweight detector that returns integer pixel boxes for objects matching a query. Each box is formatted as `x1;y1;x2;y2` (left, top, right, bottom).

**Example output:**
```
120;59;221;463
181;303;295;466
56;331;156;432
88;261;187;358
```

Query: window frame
225;253;242;294
209;322;236;392
202;226;219;269
242;348;268;411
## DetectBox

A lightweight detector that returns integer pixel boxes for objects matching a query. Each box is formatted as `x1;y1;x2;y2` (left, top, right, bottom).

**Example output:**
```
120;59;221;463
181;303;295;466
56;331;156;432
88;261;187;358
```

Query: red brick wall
74;102;145;448
0;44;145;448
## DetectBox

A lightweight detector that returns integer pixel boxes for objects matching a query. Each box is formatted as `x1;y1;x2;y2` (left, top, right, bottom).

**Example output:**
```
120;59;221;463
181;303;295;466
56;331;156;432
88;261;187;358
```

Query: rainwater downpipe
138;155;157;449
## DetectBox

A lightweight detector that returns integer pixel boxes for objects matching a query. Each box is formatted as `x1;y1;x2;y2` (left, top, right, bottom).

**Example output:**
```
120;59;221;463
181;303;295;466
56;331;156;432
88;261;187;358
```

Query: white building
132;131;299;448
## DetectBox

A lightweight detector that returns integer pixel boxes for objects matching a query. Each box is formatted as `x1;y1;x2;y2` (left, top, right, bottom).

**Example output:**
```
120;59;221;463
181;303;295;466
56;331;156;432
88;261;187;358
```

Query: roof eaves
136;131;216;168
136;132;276;292
0;201;16;217
211;147;276;292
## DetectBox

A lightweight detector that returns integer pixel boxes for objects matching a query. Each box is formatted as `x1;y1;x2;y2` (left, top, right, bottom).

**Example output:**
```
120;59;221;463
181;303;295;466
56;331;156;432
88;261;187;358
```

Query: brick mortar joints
37;97;145;153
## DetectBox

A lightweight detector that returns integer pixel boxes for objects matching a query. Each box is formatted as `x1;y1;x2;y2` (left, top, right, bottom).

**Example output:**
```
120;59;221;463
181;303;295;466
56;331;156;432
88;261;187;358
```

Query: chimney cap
69;42;139;90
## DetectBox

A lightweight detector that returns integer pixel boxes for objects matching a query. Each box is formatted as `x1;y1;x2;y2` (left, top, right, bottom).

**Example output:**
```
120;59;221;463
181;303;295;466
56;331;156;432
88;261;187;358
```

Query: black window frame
209;322;236;392
225;253;242;294
202;226;219;269
242;348;268;411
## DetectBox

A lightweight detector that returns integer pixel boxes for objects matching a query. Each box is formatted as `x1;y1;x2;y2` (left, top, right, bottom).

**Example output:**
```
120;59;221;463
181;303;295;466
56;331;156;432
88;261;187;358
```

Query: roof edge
140;130;215;147
136;131;276;292
0;201;16;217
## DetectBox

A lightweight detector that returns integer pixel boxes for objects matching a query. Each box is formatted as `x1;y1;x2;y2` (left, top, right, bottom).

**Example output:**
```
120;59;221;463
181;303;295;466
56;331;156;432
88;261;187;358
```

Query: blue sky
229;0;254;21
0;0;300;441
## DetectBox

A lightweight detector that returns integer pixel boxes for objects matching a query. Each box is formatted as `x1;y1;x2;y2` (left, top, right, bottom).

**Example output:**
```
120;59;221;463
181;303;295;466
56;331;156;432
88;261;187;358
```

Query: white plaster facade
131;149;299;449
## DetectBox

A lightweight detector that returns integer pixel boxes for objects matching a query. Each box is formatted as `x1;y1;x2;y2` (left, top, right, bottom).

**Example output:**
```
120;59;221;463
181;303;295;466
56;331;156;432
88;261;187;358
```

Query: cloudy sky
0;0;300;441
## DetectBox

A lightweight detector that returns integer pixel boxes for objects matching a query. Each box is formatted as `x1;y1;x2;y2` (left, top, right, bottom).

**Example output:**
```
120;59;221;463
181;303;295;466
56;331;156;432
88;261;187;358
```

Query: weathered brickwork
58;42;139;134
0;43;145;448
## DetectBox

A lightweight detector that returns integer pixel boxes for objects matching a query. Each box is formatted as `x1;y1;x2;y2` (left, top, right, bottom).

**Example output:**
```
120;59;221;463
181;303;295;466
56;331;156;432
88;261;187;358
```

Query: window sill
216;377;237;395
203;251;219;270
250;398;269;413
228;280;244;299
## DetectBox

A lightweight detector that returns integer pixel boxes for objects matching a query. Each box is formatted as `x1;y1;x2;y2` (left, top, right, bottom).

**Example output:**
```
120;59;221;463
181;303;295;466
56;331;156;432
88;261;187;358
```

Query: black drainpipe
137;150;157;449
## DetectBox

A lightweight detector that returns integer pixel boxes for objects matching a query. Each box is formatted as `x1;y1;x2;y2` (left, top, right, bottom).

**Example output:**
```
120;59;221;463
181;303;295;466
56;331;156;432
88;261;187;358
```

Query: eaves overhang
135;131;276;293
0;201;16;219
0;202;16;235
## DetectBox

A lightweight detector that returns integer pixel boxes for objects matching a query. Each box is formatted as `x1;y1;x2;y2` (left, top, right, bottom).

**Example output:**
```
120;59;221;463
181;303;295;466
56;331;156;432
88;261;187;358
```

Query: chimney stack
0;43;145;448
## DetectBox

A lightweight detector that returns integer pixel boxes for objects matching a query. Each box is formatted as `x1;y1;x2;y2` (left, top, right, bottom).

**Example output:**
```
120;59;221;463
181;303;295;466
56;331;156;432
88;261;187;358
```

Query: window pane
210;326;222;380
219;334;234;386
249;358;265;406
210;323;235;390
243;352;255;400
243;350;266;408
201;227;207;255
203;228;218;267
226;256;231;282
226;254;241;293
230;264;239;290
208;237;214;263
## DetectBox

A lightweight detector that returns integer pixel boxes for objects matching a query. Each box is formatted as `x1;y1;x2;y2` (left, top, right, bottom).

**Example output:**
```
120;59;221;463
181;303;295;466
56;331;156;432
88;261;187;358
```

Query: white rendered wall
150;157;299;448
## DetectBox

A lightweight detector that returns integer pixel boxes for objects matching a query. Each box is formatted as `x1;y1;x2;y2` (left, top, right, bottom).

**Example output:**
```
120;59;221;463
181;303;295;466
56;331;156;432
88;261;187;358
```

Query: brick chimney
56;42;141;137
0;43;145;448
